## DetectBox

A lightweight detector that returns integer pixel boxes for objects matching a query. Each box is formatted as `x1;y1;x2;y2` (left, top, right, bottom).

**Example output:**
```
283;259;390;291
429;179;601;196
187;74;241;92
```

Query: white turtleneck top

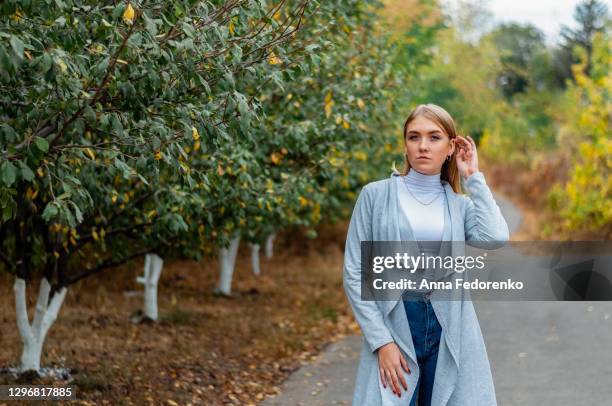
397;168;446;295
397;168;445;242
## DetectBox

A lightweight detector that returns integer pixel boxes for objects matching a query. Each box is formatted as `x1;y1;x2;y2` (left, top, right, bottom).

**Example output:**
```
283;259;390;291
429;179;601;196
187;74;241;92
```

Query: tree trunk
14;278;67;373
251;243;261;276
137;253;164;321
216;234;241;295
265;232;276;259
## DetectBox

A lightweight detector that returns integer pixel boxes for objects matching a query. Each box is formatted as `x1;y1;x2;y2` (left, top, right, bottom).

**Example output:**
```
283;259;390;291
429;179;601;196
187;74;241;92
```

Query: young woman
343;104;509;405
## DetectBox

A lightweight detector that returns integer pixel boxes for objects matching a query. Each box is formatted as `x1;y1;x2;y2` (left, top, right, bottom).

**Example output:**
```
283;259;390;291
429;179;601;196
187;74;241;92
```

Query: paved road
262;192;612;405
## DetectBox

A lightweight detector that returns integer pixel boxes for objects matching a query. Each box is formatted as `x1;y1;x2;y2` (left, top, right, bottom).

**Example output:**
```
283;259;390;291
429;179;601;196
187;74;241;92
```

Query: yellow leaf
92;228;99;241
57;59;67;73
324;102;333;118
268;52;281;65
123;4;135;24
357;98;365;110
192;126;200;140
270;152;282;165
11;9;23;22
342;119;350;129
154;150;162;160
229;20;235;35
84;148;95;160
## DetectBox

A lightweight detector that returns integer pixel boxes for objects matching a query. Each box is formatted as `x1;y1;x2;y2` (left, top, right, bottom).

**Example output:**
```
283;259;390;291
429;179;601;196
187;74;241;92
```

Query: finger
385;368;397;395
400;354;411;374
390;369;401;396
396;364;408;391
458;138;470;151
467;135;476;147
380;367;387;388
384;369;396;395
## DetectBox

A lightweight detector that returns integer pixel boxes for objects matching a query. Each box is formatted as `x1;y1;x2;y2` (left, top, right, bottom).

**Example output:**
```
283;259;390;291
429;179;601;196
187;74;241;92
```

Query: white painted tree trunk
251;243;261;276
216;234;241;295
137;253;164;321
14;278;68;373
265;232;276;259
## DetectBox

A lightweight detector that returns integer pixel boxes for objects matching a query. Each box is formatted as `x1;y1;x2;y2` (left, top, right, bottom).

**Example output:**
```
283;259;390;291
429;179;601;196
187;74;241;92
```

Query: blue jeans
403;296;442;406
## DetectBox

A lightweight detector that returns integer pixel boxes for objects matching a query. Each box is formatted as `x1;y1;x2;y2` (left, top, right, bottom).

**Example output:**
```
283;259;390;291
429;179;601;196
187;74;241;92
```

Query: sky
441;0;612;45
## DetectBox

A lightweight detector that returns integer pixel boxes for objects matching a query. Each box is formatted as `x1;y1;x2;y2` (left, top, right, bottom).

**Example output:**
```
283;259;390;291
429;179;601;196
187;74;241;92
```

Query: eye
432;135;441;140
408;135;418;140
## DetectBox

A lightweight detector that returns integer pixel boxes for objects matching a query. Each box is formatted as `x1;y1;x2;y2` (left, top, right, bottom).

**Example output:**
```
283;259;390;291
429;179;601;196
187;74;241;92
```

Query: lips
417;156;431;160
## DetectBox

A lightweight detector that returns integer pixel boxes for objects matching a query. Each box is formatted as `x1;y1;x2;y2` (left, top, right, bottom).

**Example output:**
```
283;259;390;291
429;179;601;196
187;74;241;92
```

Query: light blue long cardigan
343;169;510;406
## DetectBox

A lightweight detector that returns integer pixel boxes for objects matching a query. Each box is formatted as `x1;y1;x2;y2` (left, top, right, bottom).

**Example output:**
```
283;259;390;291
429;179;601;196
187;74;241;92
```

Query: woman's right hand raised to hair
377;341;411;398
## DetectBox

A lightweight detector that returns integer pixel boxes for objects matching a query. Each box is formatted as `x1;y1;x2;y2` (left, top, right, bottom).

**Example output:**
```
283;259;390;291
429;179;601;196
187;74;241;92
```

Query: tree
0;0;314;374
488;23;546;97
553;0;610;85
547;31;612;238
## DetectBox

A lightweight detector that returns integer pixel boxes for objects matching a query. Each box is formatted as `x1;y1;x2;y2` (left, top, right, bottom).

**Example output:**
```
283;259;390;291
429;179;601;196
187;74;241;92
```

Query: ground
0;223;360;405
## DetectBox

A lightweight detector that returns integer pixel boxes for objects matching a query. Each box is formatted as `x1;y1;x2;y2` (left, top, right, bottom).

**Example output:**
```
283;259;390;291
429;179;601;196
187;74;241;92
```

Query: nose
418;138;430;151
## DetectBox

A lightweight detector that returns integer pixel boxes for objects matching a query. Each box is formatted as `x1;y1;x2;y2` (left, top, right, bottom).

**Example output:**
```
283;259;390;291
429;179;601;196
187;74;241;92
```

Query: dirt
0;223;360;405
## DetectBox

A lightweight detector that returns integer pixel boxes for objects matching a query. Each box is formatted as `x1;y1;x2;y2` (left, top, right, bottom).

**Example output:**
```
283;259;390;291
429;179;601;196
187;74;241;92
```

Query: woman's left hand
455;135;479;179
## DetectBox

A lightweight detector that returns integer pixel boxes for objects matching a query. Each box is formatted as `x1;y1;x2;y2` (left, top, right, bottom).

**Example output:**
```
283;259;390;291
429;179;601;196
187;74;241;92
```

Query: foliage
547;31;611;238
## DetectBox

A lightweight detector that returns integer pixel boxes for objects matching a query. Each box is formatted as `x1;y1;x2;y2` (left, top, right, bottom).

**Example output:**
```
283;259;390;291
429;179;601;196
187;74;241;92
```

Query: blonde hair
399;103;464;194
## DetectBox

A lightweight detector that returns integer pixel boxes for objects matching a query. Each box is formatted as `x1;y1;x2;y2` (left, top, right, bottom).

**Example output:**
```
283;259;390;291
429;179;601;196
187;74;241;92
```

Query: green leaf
70;201;84;223
19;162;35;182
9;35;25;59
83;105;96;123
34;137;49;153
143;13;158;36
42;202;59;221
0;161;17;186
182;22;195;38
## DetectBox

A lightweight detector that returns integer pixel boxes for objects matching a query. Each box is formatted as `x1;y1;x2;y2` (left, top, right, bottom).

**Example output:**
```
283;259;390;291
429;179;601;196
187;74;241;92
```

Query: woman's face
404;116;455;175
